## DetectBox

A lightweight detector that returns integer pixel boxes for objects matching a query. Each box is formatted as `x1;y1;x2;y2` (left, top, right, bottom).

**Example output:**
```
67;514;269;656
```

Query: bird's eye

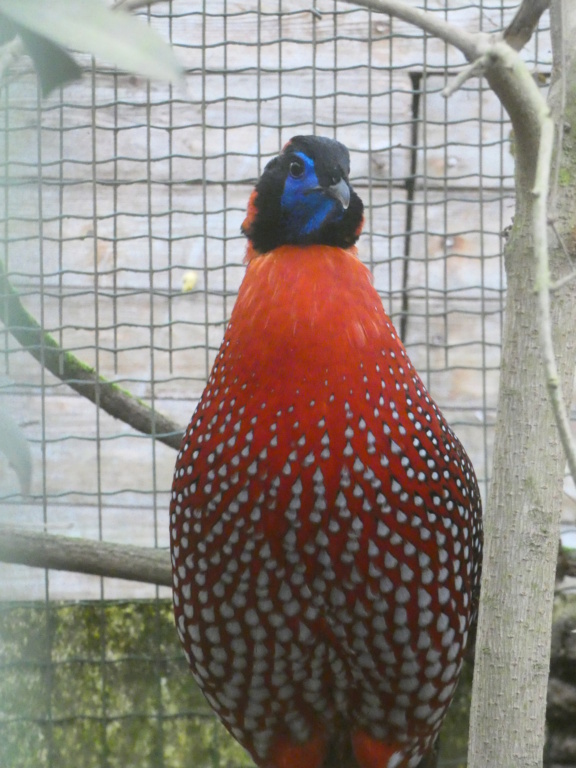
289;159;305;179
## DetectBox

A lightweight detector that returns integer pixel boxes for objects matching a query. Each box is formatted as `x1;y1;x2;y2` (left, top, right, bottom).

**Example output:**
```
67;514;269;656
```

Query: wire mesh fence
0;1;563;767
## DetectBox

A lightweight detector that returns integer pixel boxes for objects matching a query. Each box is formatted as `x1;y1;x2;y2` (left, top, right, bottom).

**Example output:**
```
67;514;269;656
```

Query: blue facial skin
280;152;344;241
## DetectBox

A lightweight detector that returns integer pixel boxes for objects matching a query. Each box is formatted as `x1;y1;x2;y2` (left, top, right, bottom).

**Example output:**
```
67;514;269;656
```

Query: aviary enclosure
0;2;574;767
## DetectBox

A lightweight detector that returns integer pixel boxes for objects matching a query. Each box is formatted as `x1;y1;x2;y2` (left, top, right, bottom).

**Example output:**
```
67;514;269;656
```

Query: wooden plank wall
1;0;566;601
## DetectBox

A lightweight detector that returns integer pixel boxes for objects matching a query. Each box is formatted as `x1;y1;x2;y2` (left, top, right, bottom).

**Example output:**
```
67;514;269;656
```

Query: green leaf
0;0;182;84
16;26;83;95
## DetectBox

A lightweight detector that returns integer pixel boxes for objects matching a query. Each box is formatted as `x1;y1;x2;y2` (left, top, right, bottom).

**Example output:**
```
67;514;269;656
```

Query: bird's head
241;135;364;255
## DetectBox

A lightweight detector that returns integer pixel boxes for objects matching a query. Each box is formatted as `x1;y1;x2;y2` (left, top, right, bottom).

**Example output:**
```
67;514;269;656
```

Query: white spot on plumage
436;613;450;633
384;552;398;569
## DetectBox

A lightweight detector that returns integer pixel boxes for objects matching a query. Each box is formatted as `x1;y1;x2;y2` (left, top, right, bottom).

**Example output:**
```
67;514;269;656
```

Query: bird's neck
223;244;402;383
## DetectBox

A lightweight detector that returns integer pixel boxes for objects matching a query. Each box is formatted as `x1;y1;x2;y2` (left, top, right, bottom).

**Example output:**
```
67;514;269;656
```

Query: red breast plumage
170;136;482;768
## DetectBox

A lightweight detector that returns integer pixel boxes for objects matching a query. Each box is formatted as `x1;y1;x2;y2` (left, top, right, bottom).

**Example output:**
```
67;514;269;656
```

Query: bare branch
344;0;549;58
504;0;551;51
550;270;576;293
442;56;487;98
482;42;546;175
530;116;576;482
2;522;572;594
344;0;551;105
0;260;184;452
342;1;544;153
530;15;576;490
0;524;172;587
338;0;484;61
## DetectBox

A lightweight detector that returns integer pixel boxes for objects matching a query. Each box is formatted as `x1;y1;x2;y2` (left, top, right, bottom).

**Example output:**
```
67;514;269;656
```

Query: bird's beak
326;177;350;210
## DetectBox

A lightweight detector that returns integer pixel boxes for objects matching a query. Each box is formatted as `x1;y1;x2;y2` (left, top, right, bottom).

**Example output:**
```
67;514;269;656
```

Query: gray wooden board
408;189;511;298
5;184;408;290
419;80;518;189
5;71;414;185
157;0;551;72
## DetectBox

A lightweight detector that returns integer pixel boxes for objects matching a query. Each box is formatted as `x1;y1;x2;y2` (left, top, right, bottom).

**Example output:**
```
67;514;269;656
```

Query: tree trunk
468;2;576;766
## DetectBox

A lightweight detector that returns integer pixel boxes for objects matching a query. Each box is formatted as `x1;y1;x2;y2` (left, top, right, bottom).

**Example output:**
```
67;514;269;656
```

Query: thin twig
551;218;573;261
549;270;576;293
442;56;488;98
0;260;184;451
532;113;576;484
0;524;172;587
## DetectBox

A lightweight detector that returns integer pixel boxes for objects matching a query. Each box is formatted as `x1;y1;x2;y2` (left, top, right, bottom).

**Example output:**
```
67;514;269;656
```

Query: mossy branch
0;260;184;451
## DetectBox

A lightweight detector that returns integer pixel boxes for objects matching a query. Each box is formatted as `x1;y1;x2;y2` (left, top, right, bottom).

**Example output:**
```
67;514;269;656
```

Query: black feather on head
242;135;364;254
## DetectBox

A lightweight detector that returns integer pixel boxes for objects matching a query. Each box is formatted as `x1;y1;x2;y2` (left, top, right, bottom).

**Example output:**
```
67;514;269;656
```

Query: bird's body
170;137;482;768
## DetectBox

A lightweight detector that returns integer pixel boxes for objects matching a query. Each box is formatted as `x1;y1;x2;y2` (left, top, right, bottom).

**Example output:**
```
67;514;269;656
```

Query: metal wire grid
0;0;555;765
